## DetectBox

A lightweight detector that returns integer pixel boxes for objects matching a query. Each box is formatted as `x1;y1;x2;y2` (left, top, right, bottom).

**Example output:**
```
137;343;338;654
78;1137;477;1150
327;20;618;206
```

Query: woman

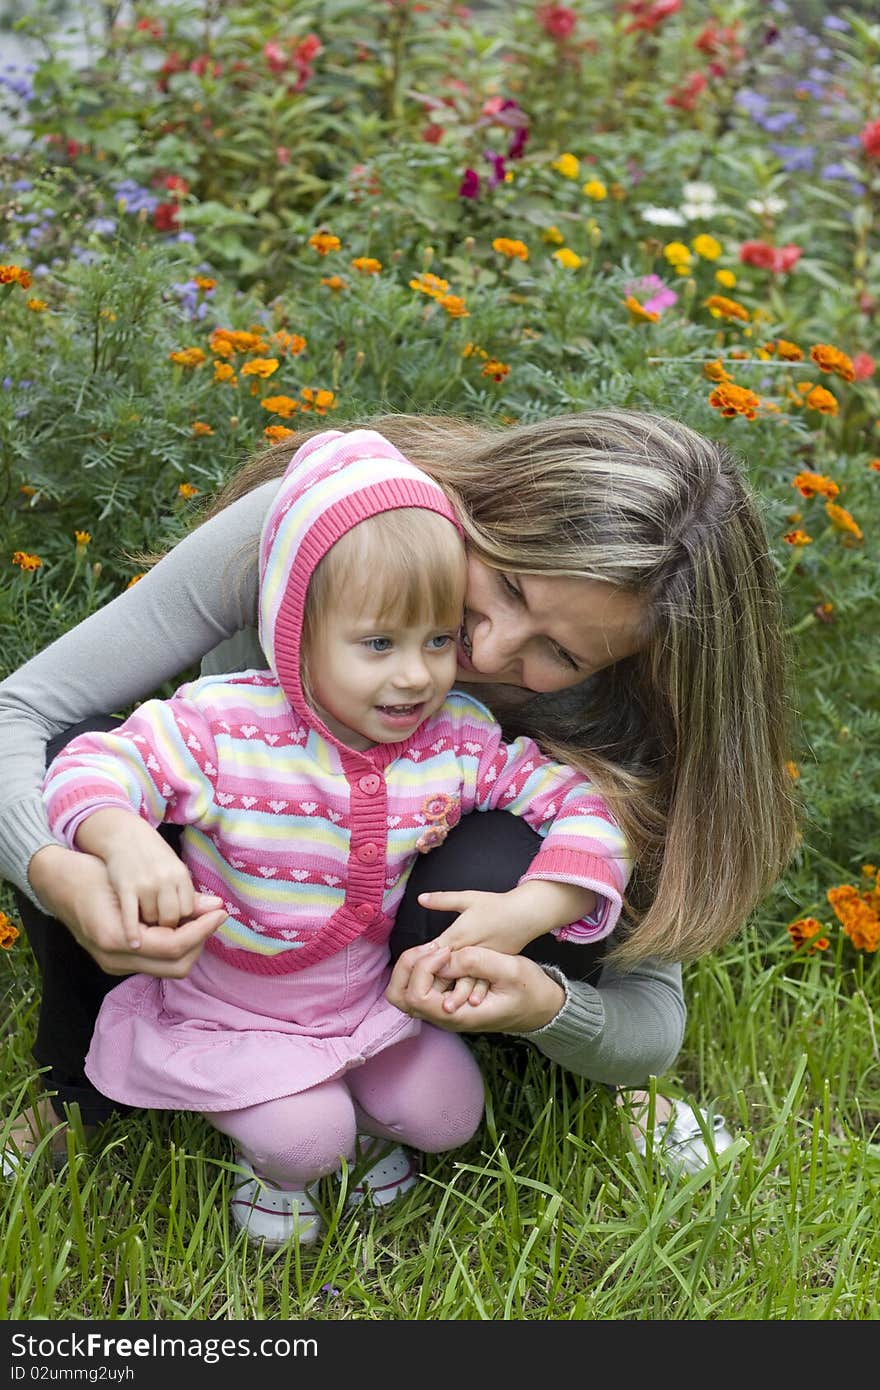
0;408;797;1177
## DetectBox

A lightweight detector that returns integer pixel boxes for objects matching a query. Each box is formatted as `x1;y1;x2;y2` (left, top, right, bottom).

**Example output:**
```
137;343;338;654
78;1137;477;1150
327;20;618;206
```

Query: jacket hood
258;428;463;739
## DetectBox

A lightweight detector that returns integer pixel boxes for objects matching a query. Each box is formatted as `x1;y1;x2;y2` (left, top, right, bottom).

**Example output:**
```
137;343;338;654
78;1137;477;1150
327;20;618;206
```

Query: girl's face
457;556;646;694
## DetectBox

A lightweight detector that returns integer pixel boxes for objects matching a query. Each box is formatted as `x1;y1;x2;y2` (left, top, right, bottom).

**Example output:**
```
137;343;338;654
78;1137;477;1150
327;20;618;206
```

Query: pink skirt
85;937;420;1113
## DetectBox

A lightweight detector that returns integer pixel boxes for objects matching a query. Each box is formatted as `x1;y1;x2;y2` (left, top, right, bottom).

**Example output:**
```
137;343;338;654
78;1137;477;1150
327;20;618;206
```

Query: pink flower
739;240;802;274
458;168;480;199
852;351;876;380
860;117;880;159
263;41;287;75
627;274;677;316
536;4;577;41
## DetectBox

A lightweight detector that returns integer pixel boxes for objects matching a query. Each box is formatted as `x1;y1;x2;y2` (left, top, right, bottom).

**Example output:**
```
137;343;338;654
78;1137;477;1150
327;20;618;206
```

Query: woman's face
458;556;646;693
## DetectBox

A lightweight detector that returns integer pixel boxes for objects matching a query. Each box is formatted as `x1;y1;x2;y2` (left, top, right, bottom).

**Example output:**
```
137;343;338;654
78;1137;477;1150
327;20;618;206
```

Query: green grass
3;922;879;1321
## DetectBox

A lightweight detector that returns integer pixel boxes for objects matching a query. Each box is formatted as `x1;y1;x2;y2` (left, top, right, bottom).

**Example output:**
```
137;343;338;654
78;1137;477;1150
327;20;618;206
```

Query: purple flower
86;217;118;237
824;15;849;30
458;168;480;199
770;143;815;172
736;88;769;119
508;125;528;160
11;179;33;192
761;111;799;134
484;150;507;187
114;180;159;215
174;231;196;244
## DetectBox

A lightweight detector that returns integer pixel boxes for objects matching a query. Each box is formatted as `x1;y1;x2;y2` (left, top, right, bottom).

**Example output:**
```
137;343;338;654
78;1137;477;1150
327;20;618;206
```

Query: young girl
42;429;631;1247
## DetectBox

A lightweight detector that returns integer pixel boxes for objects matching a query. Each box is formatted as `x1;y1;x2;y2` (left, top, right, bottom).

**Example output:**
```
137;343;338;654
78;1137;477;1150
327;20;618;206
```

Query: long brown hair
191;410;798;968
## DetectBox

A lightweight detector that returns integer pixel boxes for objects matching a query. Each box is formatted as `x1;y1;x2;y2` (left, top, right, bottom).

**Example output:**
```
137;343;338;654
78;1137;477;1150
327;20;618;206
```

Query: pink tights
208;1025;485;1188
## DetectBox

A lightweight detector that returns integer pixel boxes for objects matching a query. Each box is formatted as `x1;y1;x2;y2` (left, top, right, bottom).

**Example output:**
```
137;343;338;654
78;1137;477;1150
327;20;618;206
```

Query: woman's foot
618;1089;735;1176
2;1094;94;1178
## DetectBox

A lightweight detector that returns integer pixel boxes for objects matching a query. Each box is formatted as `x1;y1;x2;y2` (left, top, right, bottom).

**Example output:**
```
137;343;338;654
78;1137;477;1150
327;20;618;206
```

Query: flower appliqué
415;793;459;853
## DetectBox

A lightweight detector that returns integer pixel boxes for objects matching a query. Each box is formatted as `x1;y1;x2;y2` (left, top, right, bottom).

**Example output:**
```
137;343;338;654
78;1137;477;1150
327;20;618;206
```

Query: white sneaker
629;1098;736;1177
229;1155;322;1248
346;1141;419;1209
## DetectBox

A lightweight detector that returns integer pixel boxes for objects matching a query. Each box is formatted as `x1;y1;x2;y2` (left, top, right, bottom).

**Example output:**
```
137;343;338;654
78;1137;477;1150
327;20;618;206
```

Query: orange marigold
300;387;337;414
351;257;382;274
0;264;32;289
191;421;214;436
240;357;279;379
785;760;800;780
261;395;299;418
27;297;47;312
492;237;529;261
213;361;236;384
703;359;731;383
126;573;145;588
11;551;42;571
437;294;469;318
623;295;659;323
178;482;200;499
783;529;812;546
803;384;838;415
264;425;296;443
320;275;348;292
210;329;266;356
481;358;510;382
787;917;829;953
409;272;450;299
827;885;880;952
169;347;206;368
792;471;839;500
869;459;880;472
775;339;803;361
272;331;307;356
708;382;761;419
74;530;91;547
825;502;863;541
810;343;855;382
308;231;341;255
194;275;217;291
0;910;20;949
704;294;750;323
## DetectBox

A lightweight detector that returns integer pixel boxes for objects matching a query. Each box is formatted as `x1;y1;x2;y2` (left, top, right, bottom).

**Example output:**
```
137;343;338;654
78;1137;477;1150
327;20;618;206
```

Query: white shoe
347;1141;419;1209
229;1156;322;1248
630;1098;736;1177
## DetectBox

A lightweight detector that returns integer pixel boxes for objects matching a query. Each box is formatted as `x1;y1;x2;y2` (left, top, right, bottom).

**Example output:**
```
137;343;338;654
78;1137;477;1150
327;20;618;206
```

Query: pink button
358;774;381;795
356;842;378;864
354;902;376;924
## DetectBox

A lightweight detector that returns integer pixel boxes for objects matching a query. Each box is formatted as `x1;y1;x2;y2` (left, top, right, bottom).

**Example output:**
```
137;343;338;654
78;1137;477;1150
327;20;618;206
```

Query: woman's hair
195;409;799;968
300;508;467;705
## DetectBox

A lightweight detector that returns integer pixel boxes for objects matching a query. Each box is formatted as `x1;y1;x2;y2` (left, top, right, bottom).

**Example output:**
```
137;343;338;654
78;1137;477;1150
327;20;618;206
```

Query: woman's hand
385;941;566;1034
27;843;226;978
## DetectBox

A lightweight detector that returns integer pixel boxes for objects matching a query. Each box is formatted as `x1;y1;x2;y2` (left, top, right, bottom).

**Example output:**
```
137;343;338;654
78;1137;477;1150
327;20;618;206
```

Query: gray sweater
0;481;685;1087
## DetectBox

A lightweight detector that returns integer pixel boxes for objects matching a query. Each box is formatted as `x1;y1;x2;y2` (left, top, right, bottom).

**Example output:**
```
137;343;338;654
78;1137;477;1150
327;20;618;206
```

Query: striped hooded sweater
43;429;632;975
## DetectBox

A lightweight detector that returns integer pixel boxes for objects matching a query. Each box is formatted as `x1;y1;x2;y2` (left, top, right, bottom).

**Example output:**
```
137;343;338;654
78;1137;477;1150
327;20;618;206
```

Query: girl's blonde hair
197;409;798;968
300;508;467;705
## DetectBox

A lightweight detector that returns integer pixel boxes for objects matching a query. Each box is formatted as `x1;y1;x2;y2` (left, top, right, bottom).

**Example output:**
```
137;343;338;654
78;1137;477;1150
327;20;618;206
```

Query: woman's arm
0;479;277;906
385;944;685;1087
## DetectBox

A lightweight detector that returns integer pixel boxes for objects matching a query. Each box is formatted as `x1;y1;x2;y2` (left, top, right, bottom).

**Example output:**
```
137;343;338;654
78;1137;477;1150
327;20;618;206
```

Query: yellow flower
810;343;855;382
582;179;607;200
264;425;296;443
552;153;580;179
492;237;529;261
481;359;510;382
553;247;582;269
308;231;341;255
704;294;750;323
126;573;145;588
213;361;236;384
191;421;214;436
0;910;19;950
825;502;863;540
351;256;382;274
168;347;207;368
26;297;47;312
240;357;279;379
409;272;450;299
803;384;838;416
691;234;721;261
178;482;200;499
623;295;659;324
299;387;337;414
12;550;42;570
714;268;737;288
437;294;469;318
260;395;299;418
74;530;91;547
542;225;565;245
663;241;692;270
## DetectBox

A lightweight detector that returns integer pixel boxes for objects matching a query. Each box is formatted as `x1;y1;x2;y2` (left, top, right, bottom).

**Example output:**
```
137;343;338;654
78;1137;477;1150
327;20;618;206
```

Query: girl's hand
73;809;198;944
27;843;226;978
385;941;566;1034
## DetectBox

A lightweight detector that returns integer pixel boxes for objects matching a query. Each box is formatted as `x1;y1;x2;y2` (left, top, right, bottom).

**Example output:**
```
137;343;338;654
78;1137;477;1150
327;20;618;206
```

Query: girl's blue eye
364;637;392;652
427;634;452;650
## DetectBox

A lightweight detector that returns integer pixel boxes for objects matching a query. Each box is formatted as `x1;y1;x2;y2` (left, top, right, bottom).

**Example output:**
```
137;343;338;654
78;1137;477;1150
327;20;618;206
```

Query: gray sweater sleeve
519;957;686;1086
0;479;279;904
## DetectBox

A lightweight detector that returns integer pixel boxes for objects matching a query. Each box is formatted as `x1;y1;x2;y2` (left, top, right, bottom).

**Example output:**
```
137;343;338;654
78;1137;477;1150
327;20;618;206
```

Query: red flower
860;117;880;159
157;173;189;196
458;167;480;199
665;71;707;110
295;34;322;64
422;122;444;143
135;18;163;38
153;202;180;233
852;351;876;380
739;240;802;274
189;54;222;79
694;21;744;63
536;4;577;41
624;0;682;35
157;50;185;91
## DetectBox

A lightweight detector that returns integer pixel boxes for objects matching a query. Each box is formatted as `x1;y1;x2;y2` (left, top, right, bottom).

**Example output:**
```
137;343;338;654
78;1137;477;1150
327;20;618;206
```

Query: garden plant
1;0;879;1321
